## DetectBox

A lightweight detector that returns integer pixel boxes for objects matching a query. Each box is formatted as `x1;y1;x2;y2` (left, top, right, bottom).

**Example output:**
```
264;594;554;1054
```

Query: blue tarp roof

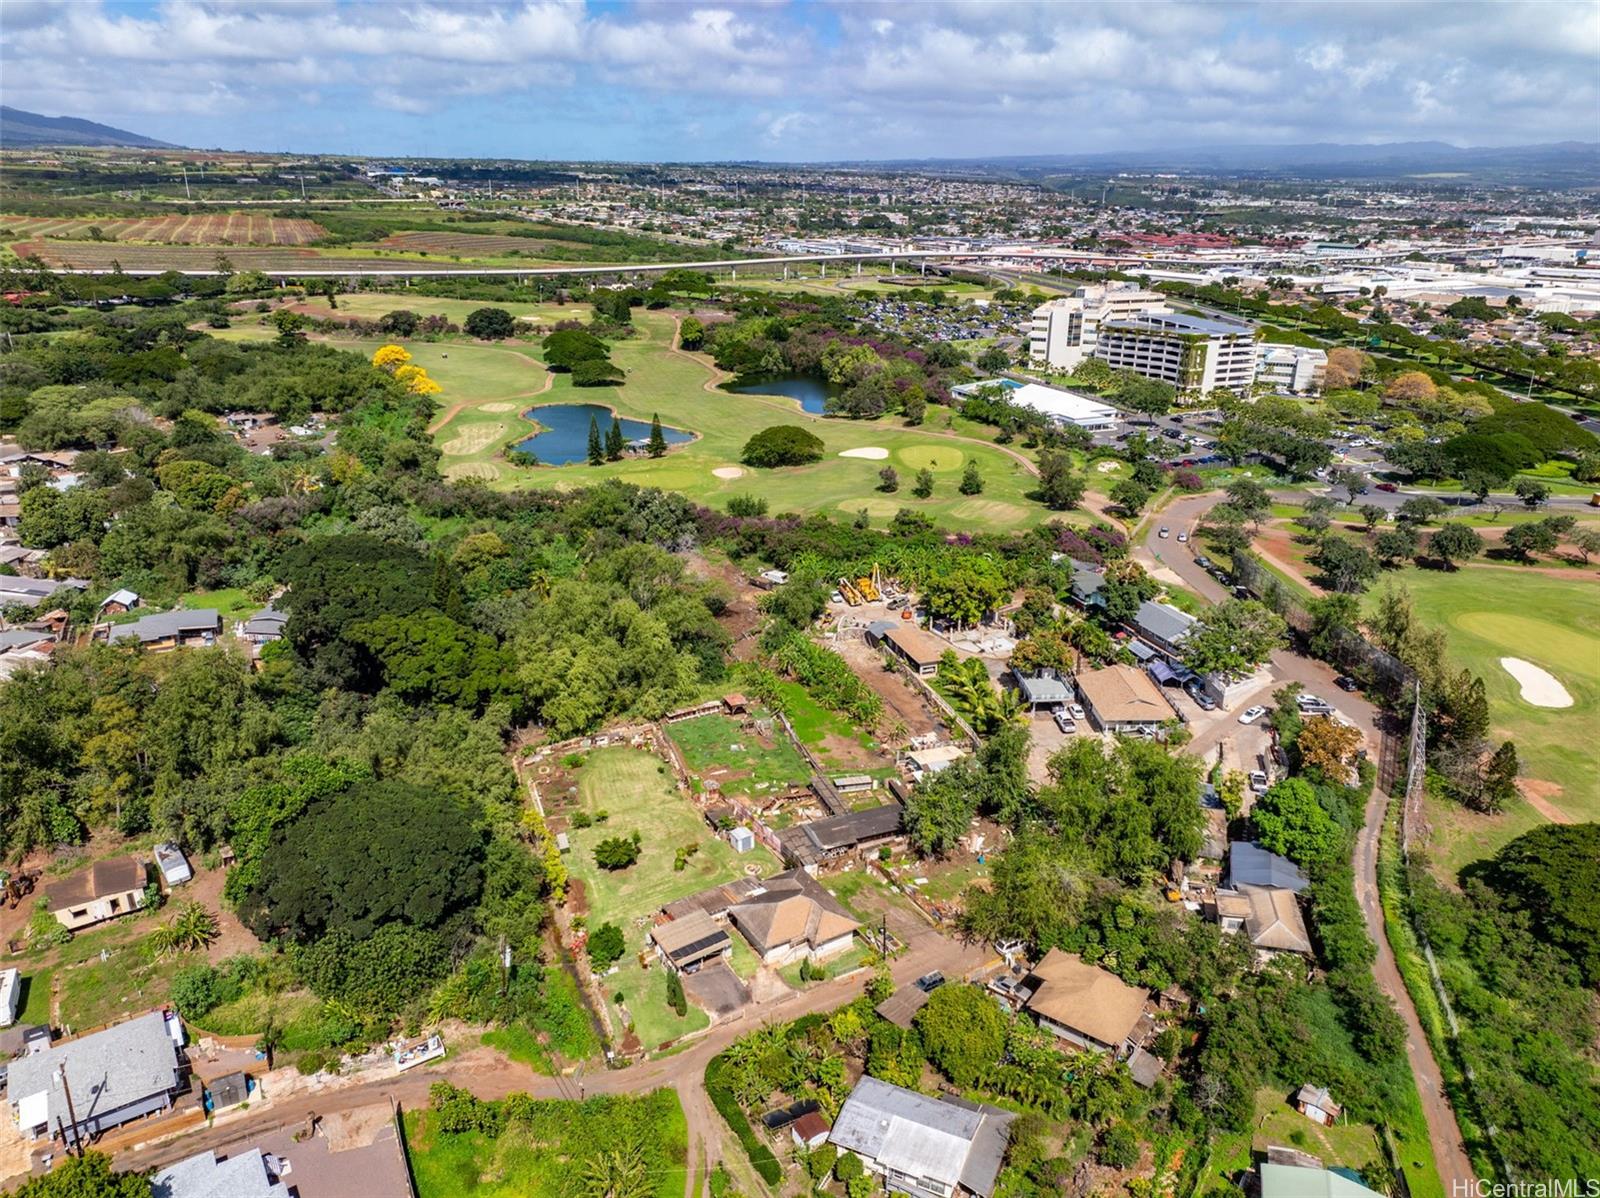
1228;841;1309;893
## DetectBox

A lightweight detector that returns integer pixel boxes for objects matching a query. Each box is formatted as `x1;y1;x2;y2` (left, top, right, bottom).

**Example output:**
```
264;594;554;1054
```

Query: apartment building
1027;283;1169;370
1255;344;1327;394
1093;311;1258;399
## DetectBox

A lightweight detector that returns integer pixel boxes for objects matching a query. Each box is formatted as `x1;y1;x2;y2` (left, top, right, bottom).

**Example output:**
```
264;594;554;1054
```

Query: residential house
777;804;905;872
868;622;946;675
1067;563;1106;610
98;589;141;615
43;858;147;931
1258;1161;1386;1198
105;609;222;651
649;910;732;974
149;1101;415;1198
829;1075;1016;1198
8;1010;187;1146
152;1149;290;1198
238;603;289;647
1227;842;1310;893
1021;949;1150;1054
1074;664;1172;735
792;1110;832;1149
875;984;933;1030
1238;884;1313;960
727;885;860;967
1295;1084;1342;1126
0;575;87;610
1129;599;1195;662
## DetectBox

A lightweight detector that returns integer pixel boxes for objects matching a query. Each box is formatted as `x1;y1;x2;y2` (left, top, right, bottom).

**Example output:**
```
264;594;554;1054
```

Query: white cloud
0;0;1594;156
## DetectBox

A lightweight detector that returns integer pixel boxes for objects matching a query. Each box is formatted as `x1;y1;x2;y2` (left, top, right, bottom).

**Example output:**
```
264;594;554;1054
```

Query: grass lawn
667;712;809;794
57;943;174;1031
178;587;261;620
564;747;777;1050
604;952;708;1051
1251;1087;1380;1169
194;990;324;1048
15;967;52;1025
1365;567;1599;843
410;308;1071;532
405;1089;687;1198
298;294;579;326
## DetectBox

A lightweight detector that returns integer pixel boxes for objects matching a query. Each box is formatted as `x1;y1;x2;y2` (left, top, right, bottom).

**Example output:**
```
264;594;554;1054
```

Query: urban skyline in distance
2;0;1597;160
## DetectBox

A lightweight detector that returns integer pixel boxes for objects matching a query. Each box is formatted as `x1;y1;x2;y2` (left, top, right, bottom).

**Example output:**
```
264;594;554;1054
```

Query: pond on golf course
515;404;692;465
728;375;837;415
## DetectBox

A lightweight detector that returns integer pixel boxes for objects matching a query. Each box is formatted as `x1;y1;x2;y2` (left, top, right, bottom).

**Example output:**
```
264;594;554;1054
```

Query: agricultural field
373;230;602;257
1;213;326;244
561;747;778;1052
1365;567;1600;871
6;240;499;272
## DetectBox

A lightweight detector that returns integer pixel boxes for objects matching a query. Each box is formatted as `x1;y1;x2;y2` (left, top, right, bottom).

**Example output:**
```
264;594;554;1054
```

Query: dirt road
112;928;991;1196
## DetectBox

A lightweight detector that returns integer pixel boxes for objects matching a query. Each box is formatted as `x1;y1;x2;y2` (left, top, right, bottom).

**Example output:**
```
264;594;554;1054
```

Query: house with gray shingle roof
829;1075;1015;1198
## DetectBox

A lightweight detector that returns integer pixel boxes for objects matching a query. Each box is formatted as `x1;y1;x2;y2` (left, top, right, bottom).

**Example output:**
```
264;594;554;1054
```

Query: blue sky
3;1;1597;160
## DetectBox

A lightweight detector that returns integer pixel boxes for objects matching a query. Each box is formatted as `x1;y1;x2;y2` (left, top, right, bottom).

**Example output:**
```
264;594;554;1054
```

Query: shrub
594;836;639;870
741;425;824;468
1097;1124;1141;1168
705;1056;783;1184
726;494;769;518
666;969;687;1016
587;922;626;971
571;358;625;387
464;307;516;340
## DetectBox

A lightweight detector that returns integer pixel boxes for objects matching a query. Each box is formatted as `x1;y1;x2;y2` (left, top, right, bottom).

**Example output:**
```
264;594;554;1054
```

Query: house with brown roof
1074;664;1172;735
869;623;946;675
43;858;147;931
649;910;732;974
1021;949;1150;1054
728;888;860;967
1240;885;1313;959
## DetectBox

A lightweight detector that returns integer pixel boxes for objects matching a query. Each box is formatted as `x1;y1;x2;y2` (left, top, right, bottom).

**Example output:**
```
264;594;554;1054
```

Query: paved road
1142;490;1476;1189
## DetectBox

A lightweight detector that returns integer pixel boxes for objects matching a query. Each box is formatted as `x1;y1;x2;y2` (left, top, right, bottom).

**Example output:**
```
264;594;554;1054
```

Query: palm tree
581;1147;650;1198
256;1015;284;1070
149;901;219;955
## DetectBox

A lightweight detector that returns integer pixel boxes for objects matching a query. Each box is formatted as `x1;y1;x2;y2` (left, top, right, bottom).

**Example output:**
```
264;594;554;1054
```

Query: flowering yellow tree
371;344;411;371
371;343;441;395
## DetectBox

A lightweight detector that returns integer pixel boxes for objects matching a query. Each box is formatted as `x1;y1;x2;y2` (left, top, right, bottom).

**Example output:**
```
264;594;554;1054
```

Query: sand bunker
712;466;745;479
839;447;889;460
479;402;518;413
1096;460;1120;473
1500;657;1573;708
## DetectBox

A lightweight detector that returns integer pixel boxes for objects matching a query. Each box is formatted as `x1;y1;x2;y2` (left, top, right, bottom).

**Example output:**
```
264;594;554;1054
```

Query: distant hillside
0;106;178;149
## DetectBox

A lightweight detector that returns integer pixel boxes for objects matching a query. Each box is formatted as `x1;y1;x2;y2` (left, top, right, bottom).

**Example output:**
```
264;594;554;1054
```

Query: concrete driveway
682;962;749;1019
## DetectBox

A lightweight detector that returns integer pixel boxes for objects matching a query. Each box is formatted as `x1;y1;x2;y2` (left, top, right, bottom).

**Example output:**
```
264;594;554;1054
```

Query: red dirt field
1;213;327;245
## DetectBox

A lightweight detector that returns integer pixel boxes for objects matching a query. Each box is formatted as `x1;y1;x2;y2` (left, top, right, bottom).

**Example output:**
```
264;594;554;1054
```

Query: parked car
1335;675;1360;692
1068;703;1086;721
1249;770;1270;794
1158;527;1170;538
1232;585;1251;599
915;971;946;993
1053;710;1078;734
1177;531;1189;543
1194;555;1214;570
1238;705;1269;725
1296;692;1325;710
1375;482;1399;493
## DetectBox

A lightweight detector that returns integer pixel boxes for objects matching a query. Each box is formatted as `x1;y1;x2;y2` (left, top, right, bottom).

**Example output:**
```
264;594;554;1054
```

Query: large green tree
239;780;486;943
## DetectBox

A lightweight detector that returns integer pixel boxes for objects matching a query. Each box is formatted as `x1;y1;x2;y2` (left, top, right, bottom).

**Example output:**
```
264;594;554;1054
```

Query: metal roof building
1228;842;1310;893
152;1148;289;1198
829;1075;1016;1198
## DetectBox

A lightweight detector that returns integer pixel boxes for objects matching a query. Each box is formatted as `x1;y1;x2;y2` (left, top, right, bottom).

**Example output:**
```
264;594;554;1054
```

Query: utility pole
499;938;512;998
182;166;191;201
54;1066;81;1158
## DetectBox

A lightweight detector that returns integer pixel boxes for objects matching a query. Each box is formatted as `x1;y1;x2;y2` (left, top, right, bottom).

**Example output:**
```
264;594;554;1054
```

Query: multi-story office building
1255;344;1327;394
1028;284;1169;371
1093;311;1258;399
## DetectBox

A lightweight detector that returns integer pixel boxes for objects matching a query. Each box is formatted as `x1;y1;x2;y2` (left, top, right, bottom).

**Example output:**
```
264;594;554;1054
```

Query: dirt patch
836;634;946;738
1517;778;1574;824
444;461;499;482
480;401;519;413
683;551;765;657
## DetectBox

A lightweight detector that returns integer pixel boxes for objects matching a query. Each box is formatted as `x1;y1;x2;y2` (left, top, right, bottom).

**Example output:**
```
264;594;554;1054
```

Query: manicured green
1366;568;1599;834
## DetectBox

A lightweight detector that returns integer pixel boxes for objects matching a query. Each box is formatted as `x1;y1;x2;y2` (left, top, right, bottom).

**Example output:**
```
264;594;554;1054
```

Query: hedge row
704;1056;782;1185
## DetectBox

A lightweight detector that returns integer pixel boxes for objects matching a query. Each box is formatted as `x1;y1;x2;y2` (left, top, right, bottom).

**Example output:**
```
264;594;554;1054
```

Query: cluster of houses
649;867;865;975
